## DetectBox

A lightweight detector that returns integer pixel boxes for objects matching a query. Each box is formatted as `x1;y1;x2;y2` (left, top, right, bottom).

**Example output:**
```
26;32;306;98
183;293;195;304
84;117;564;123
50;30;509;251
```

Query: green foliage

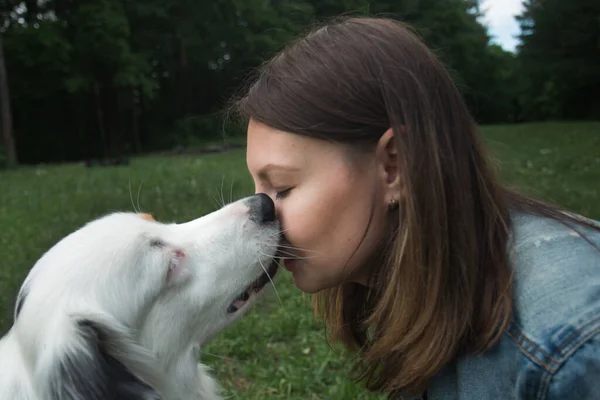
516;0;600;120
366;0;513;122
170;114;229;147
482;121;600;219
1;0;513;164
3;21;72;100
0;122;598;398
0;0;598;164
63;0;157;96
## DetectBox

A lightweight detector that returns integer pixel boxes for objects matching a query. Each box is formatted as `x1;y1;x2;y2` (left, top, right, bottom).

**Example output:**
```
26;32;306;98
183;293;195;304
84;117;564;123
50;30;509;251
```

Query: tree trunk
131;88;142;153
0;35;17;167
179;37;190;116
104;82;122;157
94;81;109;158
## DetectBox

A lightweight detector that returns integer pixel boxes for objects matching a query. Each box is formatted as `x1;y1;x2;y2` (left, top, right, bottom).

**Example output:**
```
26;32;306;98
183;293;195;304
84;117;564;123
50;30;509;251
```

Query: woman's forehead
247;124;301;166
246;119;366;177
246;121;318;168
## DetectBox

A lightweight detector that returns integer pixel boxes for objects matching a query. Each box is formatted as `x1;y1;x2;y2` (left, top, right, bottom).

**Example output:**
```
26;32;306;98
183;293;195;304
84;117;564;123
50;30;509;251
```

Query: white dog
0;193;281;400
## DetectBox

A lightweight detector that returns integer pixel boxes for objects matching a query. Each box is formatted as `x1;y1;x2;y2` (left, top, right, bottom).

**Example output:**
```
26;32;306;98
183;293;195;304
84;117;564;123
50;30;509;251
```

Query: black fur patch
48;319;163;400
149;238;166;248
14;284;28;320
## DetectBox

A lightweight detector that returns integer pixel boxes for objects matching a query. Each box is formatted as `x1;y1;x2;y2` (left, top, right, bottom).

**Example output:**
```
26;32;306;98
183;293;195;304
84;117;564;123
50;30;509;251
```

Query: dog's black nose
248;193;276;224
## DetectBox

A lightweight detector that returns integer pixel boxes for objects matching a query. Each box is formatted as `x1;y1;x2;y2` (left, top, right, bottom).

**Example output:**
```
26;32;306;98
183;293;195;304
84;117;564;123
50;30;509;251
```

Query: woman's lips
278;238;300;272
284;258;298;271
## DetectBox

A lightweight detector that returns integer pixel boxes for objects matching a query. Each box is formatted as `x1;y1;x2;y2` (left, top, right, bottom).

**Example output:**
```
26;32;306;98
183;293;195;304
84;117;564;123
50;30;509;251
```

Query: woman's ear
375;128;402;205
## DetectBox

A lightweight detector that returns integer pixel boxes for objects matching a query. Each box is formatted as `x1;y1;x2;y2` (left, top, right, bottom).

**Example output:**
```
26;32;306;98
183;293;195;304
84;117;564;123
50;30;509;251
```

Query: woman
231;17;600;399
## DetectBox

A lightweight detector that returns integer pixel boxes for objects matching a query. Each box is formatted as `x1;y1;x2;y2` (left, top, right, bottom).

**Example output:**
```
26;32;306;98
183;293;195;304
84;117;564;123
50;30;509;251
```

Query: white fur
0;195;280;400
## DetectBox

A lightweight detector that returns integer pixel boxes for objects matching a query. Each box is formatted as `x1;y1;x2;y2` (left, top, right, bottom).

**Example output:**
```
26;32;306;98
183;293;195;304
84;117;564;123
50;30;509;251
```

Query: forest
0;0;598;166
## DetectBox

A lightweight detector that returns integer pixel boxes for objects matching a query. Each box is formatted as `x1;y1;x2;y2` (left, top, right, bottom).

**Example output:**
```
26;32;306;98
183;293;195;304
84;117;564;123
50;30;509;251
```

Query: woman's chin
289;268;334;294
292;278;321;294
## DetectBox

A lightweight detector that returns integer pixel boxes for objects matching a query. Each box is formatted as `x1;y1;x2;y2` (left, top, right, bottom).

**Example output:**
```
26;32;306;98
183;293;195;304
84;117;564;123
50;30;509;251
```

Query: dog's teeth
228;291;250;313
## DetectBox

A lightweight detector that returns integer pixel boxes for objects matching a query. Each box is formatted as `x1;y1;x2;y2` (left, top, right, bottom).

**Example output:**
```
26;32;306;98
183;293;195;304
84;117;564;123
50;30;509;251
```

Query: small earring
388;198;399;211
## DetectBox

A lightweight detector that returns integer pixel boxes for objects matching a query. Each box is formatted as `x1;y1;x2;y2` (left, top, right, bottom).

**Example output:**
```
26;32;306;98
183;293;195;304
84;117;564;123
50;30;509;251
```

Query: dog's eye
149;238;166;248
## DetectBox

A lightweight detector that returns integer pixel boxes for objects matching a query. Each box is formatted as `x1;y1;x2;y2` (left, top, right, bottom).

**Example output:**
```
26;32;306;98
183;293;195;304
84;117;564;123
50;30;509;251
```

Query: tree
516;0;600;120
365;0;516;123
3;0;591;164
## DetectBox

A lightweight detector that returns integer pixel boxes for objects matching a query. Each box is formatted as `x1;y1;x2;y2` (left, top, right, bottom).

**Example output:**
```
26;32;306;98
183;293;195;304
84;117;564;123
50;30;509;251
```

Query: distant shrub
170;113;245;148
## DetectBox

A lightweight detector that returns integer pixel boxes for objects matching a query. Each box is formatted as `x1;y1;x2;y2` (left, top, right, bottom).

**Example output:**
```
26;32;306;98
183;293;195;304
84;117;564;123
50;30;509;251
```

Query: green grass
0;121;598;399
481;121;599;220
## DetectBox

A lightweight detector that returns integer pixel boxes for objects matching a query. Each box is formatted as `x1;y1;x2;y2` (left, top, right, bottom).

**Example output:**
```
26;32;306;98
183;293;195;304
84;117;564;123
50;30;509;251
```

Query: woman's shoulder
506;209;600;394
423;210;600;399
508;209;600;331
509;209;600;273
508;209;600;294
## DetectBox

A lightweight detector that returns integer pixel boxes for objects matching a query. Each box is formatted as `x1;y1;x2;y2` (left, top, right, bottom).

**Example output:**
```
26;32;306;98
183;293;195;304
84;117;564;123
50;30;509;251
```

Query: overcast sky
480;0;524;52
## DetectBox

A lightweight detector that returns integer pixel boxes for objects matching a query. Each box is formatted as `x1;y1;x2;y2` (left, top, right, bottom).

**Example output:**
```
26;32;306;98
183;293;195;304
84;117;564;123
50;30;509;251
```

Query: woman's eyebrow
257;164;300;179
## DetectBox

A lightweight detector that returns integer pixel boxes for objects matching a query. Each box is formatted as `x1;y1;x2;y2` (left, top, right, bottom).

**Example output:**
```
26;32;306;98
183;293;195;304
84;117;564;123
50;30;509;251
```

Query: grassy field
0;121;598;399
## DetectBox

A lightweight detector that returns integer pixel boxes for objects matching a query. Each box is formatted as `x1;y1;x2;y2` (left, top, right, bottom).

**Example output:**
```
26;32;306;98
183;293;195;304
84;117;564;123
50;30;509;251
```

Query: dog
0;193;281;400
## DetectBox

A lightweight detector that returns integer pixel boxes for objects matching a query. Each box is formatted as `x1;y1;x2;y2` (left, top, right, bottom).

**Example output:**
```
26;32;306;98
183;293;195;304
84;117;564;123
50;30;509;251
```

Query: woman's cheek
283;202;314;243
281;207;305;242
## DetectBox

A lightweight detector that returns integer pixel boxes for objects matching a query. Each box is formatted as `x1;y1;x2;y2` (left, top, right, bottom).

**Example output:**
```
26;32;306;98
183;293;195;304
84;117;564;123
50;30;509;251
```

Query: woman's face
246;119;395;293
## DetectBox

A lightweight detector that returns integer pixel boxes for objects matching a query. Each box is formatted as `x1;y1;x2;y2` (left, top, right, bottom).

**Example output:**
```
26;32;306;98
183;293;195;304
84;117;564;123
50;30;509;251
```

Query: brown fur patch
138;213;155;222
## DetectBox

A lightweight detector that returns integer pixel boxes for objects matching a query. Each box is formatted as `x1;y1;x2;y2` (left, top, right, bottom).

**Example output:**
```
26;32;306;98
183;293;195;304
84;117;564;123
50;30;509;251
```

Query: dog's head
9;193;280;399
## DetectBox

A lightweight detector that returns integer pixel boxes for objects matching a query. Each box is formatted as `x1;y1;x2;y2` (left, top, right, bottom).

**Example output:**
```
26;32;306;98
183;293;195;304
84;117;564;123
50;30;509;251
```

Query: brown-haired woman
233;16;600;399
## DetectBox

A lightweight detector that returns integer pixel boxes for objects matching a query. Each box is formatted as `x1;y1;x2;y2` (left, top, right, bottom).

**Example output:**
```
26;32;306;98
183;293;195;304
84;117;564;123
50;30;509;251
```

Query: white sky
480;0;524;52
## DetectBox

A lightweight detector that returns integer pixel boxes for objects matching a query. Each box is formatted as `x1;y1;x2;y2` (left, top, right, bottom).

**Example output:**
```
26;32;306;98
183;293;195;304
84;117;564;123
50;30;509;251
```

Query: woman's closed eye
275;188;293;200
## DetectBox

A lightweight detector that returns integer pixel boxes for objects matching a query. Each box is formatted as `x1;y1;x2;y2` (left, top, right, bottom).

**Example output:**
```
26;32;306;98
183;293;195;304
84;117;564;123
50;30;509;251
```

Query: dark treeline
0;0;598;165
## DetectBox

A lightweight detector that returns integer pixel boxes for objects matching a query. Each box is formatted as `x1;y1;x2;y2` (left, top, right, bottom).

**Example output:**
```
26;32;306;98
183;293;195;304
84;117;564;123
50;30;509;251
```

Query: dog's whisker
259;249;311;261
278;247;318;254
274;258;288;274
229;178;234;204
128;177;139;214
219;175;226;207
211;183;220;208
277;227;293;235
211;194;221;209
258;258;283;306
276;244;319;254
272;249;314;260
273;251;298;258
272;247;299;255
278;255;314;261
254;240;319;257
211;180;225;208
136;180;145;213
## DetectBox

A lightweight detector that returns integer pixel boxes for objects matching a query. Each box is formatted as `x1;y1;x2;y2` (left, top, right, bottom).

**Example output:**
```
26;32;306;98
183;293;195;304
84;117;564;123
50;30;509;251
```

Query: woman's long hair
229;16;600;397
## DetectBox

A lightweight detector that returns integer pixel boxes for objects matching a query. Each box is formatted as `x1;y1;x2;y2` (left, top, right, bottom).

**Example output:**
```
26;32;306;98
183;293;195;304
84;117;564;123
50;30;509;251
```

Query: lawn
0;121;598;399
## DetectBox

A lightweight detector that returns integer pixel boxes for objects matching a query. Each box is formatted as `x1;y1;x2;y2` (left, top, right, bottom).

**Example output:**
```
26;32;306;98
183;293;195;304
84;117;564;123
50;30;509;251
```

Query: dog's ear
45;318;164;400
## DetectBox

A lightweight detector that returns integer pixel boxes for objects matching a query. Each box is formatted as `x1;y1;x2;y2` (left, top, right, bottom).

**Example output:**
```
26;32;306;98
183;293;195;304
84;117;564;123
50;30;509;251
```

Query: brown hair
229;16;600;397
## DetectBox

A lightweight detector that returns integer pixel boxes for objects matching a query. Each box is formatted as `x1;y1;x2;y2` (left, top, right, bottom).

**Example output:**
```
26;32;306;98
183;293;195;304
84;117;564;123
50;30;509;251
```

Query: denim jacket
421;211;600;400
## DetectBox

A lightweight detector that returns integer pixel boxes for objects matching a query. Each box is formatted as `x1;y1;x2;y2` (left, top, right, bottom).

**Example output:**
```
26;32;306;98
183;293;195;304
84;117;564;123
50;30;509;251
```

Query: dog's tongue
233;290;251;308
